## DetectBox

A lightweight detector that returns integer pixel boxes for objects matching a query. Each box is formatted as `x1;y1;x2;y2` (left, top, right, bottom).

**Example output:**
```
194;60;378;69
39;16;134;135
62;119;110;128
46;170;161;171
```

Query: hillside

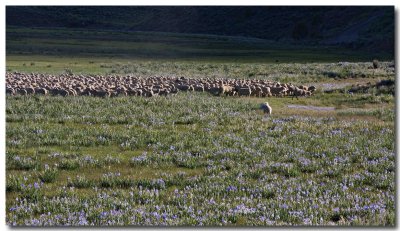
6;6;394;55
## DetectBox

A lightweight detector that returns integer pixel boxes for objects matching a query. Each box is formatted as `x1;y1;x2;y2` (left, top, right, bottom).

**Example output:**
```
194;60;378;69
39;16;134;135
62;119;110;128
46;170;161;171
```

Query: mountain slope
6;6;394;54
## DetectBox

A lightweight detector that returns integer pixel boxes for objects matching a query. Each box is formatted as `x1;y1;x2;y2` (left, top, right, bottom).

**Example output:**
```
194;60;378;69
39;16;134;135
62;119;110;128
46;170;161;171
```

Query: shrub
8;156;39;171
38;165;59;183
6;175;24;192
20;182;43;202
67;175;94;188
59;159;80;170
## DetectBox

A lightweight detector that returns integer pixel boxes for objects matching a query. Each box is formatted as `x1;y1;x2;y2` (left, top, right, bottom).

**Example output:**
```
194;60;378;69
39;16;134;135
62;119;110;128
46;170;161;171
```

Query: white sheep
260;102;272;116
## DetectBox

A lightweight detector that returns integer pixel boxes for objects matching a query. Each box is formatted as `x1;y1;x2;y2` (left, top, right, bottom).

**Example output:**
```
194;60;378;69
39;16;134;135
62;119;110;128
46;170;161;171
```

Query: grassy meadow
5;26;396;226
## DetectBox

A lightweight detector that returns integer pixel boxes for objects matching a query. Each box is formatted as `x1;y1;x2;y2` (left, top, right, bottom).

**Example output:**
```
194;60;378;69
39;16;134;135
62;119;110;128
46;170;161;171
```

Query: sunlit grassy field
5;26;396;226
6;88;395;226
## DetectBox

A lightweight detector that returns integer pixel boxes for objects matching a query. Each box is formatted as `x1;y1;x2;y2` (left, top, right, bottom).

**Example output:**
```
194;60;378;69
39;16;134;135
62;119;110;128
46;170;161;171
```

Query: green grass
6;26;392;65
5;25;396;225
5;91;395;226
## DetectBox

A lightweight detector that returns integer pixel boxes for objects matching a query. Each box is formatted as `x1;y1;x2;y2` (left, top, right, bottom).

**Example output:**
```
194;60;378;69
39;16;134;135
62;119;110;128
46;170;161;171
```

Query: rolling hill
6;6;394;56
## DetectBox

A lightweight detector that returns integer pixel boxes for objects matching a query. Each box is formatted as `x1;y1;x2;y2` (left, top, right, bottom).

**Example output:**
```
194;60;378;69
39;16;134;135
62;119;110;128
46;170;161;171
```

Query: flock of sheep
6;72;316;99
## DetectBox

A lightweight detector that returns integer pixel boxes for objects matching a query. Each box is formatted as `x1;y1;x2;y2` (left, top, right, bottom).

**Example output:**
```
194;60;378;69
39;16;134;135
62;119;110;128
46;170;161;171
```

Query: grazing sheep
50;88;68;96
57;89;70;97
25;86;35;95
194;85;204;92
292;88;304;100
221;85;234;96
176;84;190;91
81;87;92;96
252;86;263;97
237;86;252;97
308;86;316;93
261;86;272;97
159;89;169;96
6;87;15;95
16;88;28;96
92;89;110;97
207;86;222;96
143;89;154;97
270;86;287;97
260;102;272;116
34;88;48;95
299;85;308;91
67;88;77;96
5;73;318;99
292;87;312;100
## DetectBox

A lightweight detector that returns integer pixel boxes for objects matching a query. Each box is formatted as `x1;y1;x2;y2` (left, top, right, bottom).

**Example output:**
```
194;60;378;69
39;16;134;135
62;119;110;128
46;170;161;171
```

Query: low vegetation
5;25;395;226
6;86;395;225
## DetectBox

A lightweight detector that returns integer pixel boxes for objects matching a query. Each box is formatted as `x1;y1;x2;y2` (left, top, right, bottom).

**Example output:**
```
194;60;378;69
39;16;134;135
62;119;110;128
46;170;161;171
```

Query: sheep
194;85;205;92
135;89;144;96
34;88;48;95
158;89;169;96
299;85;308;91
142;89;154;97
237;87;252;97
67;88;77;96
92;89;110;97
115;88;128;96
49;88;69;96
292;87;312;100
170;87;179;94
252;86;263;97
207;86;222;96
6;87;15;95
25;86;35;95
57;89;70;97
221;85;234;96
261;86;272;97
260;102;272;116
81;87;92;96
16;88;27;95
176;84;190;91
308;86;316;93
5;72;318;99
270;86;287;97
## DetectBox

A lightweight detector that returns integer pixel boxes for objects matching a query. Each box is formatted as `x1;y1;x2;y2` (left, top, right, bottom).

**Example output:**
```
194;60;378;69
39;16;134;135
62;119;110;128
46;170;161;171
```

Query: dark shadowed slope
6;6;394;54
